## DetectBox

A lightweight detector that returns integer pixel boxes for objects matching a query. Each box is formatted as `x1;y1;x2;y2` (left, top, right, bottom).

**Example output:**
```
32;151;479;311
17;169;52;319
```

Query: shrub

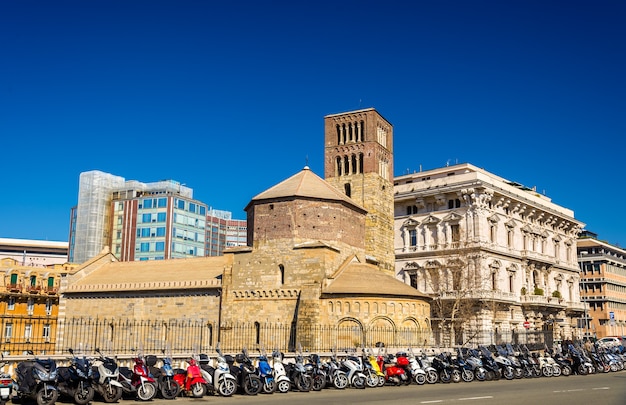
533;287;544;296
552;290;562;298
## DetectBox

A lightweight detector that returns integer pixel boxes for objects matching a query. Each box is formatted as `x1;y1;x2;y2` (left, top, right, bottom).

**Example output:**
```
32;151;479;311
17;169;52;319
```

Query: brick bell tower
324;108;395;274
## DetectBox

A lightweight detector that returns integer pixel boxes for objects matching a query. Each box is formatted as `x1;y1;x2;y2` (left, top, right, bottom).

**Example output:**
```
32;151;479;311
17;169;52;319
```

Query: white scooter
340;351;366;389
271;349;292;393
198;344;237;397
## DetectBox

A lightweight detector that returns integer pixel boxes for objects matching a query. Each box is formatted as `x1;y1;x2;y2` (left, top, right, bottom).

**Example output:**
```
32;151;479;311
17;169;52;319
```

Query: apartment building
577;231;626;339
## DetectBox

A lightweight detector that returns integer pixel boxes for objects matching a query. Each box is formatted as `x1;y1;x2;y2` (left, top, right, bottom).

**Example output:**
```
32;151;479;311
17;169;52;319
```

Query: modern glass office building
69;170;241;263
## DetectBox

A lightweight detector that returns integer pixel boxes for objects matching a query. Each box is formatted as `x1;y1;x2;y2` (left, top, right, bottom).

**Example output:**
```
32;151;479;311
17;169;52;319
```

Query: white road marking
420;401;443;404
592;387;610;390
458;397;494;401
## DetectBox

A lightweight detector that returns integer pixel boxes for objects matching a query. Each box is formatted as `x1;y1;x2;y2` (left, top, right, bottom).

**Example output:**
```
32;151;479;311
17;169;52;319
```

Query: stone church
59;108;431;351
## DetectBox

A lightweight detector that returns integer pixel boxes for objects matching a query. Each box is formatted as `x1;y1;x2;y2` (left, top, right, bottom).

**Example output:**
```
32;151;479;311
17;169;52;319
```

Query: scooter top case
145;356;158;368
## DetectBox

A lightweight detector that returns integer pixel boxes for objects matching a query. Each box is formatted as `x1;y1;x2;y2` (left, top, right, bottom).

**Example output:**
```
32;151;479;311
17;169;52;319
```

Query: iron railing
0;316;555;356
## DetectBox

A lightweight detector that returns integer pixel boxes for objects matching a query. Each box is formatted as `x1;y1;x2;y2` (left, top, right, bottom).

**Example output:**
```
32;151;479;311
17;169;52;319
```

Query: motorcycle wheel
218;378;237;397
461;369;474;382
503;366;514;380
102;385;123;403
243;375;261;395
552;365;562;377
191;382;206;398
426;370;438;384
532;367;542;378
561;365;572;376
36;388;58;405
262;380;276;394
160;380;180;400
451;370;461;383
514;367;524;379
74;385;95;405
439;370;452;383
295;374;312;392
415;373;427;385
365;371;378;388
332;373;348;390
542;366;553;377
137;382;157;401
377;375;385;387
475;369;486;381
276;380;290;393
312;374;326;391
352;375;366;389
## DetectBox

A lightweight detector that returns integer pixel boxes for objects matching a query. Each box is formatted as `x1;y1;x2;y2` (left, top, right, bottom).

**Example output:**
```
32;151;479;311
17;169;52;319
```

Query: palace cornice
395;178;583;228
64;278;222;293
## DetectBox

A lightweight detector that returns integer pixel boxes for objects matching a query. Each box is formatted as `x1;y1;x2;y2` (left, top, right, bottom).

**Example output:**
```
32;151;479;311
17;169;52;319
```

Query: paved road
129;372;626;405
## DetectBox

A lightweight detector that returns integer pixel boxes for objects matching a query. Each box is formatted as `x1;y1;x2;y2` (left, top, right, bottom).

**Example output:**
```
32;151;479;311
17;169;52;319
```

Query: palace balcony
6;283;22;293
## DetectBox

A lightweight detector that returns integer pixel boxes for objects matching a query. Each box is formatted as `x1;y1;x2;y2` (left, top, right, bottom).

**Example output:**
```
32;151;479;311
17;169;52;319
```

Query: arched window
344;183;351;197
279;264;285;285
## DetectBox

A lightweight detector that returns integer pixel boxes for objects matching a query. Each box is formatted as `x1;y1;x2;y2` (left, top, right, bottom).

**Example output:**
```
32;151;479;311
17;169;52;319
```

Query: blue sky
1;1;624;247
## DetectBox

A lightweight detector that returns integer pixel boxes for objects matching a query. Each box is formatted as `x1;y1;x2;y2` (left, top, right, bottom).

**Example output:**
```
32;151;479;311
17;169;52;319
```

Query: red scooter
118;355;157;401
376;351;408;385
173;357;207;398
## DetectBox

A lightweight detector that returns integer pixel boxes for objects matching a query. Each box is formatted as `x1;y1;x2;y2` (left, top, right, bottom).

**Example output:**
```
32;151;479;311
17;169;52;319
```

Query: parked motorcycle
376;349;408;385
172;356;207;398
91;349;124;403
15;352;59;405
322;350;348;389
198;344;237;397
255;347;276;394
147;350;180;399
0;357;13;405
283;347;312;391
270;349;292;393
118;353;157;401
232;348;262;395
305;353;327;391
56;348;94;405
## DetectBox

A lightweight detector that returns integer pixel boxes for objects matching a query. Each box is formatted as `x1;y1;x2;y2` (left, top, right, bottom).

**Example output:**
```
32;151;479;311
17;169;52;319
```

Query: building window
409;229;417;247
344;183;351;197
27;299;34;315
451;224;460;243
24;324;32;342
7;298;15;311
155;242;165;252
4;324;12;342
279;264;285;285
43;324;51;342
409;273;418;289
142;213;151;223
158;198;167;208
45;300;52;316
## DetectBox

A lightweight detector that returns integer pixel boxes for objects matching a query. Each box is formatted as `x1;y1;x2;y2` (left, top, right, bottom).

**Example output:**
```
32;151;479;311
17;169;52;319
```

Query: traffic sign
523;321;530;329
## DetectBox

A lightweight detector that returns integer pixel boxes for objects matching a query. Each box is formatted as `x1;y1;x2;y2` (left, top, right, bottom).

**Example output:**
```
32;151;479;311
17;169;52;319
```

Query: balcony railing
6;284;22;293
26;285;41;294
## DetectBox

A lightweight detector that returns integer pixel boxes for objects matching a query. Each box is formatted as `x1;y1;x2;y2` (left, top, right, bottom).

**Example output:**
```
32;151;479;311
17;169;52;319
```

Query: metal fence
0;317;555;356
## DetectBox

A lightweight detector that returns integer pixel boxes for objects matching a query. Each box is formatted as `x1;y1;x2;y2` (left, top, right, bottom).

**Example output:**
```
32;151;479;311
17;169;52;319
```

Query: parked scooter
15;352;59;405
172;356;207;398
147;349;180;400
322;350;348;389
91;349;124;403
338;351;366;389
118;353;157;401
198;344;237;397
56;348;94;405
361;348;385;387
270;349;292;393
376;349;408;385
255;347;276;394
283;346;312;392
305;353;327;391
0;357;13;405
232;348;262;395
396;349;427;385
